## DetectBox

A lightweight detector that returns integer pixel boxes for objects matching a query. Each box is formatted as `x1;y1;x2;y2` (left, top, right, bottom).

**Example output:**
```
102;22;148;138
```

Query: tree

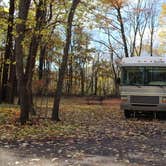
71;26;93;95
128;0;143;56
136;1;149;56
0;0;15;103
101;0;129;57
158;2;166;55
52;0;80;121
24;0;49;114
15;0;31;124
148;0;158;56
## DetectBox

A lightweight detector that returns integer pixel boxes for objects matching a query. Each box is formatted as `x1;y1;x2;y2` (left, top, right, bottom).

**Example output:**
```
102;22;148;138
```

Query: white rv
119;56;166;118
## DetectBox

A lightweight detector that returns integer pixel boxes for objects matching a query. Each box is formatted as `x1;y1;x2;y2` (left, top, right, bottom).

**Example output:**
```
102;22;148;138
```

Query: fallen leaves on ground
0;98;166;166
0;100;166;142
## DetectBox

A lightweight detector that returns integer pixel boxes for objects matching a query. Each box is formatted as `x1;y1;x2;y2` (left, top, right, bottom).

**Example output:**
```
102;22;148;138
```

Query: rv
119;56;166;118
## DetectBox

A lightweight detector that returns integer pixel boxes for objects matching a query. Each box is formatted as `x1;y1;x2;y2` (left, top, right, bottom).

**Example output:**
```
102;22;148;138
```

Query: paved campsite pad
0;98;166;166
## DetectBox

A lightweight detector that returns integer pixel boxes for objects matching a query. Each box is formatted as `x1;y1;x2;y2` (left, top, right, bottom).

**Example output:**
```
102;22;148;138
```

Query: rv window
146;67;166;86
121;67;144;85
121;67;166;86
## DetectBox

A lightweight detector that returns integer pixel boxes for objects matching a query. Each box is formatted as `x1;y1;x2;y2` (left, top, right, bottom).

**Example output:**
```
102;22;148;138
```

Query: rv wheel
124;110;131;118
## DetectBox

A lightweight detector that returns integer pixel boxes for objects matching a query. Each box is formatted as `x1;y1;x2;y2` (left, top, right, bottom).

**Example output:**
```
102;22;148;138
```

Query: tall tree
129;0;142;56
0;0;15;103
15;0;50;124
158;2;166;55
24;0;48;114
102;0;129;57
15;0;31;124
52;0;80;121
136;1;149;56
115;2;129;57
38;0;54;80
148;0;158;56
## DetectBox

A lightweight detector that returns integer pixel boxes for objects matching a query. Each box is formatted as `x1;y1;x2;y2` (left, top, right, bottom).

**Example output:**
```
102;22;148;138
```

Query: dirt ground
0;97;166;166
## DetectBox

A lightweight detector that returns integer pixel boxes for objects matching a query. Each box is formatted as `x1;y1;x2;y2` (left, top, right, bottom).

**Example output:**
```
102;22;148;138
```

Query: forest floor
0;97;166;166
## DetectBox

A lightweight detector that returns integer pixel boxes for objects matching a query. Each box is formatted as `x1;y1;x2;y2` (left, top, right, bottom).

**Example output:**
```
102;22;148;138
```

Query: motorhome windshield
121;67;166;86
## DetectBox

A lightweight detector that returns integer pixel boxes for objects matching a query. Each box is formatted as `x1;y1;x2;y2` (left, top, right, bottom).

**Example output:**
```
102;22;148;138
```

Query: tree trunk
1;0;15;103
16;0;46;124
68;53;73;95
117;8;129;58
138;15;148;57
38;44;47;80
52;0;80;121
109;48;119;96
150;28;154;57
91;76;94;94
24;0;47;114
0;53;4;102
24;35;41;114
94;71;98;96
90;61;95;94
7;60;17;103
80;67;85;96
15;0;31;125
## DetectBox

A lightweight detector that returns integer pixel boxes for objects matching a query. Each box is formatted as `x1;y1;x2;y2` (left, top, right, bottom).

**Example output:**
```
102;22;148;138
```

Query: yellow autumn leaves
101;0;127;8
158;3;166;54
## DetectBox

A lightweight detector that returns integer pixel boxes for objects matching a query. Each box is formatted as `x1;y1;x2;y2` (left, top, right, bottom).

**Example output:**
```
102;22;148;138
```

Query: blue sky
1;0;166;57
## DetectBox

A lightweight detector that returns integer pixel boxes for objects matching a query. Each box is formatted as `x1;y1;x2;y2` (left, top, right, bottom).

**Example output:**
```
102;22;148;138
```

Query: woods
0;0;164;124
0;1;166;166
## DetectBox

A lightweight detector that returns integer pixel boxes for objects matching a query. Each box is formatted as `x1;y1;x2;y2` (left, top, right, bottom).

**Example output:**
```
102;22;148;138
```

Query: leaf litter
0;98;166;166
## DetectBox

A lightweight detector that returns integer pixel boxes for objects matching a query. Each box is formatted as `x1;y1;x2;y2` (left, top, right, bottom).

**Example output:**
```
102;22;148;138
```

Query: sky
1;0;166;57
92;0;166;57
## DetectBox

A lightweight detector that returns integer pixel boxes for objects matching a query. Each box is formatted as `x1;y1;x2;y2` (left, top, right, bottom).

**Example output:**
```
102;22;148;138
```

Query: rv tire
124;110;131;118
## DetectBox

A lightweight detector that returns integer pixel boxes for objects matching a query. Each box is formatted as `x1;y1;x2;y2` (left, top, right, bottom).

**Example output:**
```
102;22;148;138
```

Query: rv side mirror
116;77;121;84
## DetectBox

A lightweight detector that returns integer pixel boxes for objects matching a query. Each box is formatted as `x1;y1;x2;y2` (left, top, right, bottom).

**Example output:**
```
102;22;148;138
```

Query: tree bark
68;46;73;95
0;53;4;102
1;0;15;103
94;70;98;96
7;59;17;103
116;7;129;58
24;0;47;115
38;44;47;80
150;20;154;56
80;67;85;96
52;0;80;121
15;0;31;124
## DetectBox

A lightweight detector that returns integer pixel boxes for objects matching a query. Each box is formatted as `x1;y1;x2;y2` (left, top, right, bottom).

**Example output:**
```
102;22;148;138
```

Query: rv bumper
121;103;166;112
